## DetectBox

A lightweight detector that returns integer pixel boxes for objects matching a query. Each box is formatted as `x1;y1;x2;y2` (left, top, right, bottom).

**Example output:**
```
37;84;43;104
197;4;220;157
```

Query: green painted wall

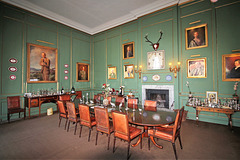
0;2;91;121
1;0;240;127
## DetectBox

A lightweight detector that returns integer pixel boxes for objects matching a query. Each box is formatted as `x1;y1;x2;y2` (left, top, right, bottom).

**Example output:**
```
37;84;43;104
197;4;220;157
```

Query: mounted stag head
145;30;163;51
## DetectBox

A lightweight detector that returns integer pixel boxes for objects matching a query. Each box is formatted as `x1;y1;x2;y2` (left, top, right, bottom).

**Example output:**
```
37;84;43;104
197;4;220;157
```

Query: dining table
74;99;177;149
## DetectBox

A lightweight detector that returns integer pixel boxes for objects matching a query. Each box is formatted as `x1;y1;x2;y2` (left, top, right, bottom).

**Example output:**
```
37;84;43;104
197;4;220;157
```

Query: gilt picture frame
222;53;240;81
76;63;89;82
206;91;218;103
124;64;134;79
185;24;208;50
187;58;207;78
108;66;117;79
123;42;134;59
27;43;58;83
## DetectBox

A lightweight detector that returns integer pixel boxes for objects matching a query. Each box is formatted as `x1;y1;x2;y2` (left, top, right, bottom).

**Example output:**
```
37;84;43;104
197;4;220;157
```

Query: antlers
144;33;154;46
156;30;163;43
145;30;163;45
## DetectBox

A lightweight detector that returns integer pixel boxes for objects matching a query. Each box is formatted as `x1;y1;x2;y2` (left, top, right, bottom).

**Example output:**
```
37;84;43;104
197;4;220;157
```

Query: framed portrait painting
187;58;207;78
206;91;218;103
108;66;117;79
222;53;240;81
147;50;165;70
123;42;134;59
124;64;134;79
185;24;208;50
76;63;89;82
27;43;57;83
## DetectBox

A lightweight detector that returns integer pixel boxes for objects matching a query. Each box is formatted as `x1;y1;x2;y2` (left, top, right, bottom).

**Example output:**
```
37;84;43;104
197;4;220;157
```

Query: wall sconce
169;62;181;78
135;65;142;79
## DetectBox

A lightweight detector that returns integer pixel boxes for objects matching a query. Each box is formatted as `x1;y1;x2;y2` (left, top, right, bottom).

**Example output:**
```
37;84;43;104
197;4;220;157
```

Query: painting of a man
123;42;134;59
124;65;134;79
40;52;50;81
108;67;117;79
77;63;89;82
223;53;240;81
227;59;240;78
27;43;57;83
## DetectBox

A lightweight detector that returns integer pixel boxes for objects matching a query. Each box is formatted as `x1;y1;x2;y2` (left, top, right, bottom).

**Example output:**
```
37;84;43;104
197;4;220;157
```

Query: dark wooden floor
0;113;240;159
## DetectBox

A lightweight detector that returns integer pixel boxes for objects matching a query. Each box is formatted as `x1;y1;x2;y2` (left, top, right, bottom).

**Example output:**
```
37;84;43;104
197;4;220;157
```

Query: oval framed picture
152;74;160;81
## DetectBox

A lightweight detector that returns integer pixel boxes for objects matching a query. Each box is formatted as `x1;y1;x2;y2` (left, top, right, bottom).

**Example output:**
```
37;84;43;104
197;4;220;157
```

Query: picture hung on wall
124;64;134;79
108;66;117;79
222;53;240;81
76;63;89;82
123;42;134;59
185;24;208;50
187;58;206;78
27;43;58;83
206;91;218;103
147;50;165;70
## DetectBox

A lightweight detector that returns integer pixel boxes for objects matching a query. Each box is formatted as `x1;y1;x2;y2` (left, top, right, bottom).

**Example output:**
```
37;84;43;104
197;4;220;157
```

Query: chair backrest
94;107;110;134
94;95;100;104
172;106;184;142
127;98;138;109
57;101;67;115
78;104;92;126
144;100;157;111
75;91;82;99
112;111;130;140
115;97;125;106
7;96;20;109
66;102;77;122
59;94;71;101
107;96;112;104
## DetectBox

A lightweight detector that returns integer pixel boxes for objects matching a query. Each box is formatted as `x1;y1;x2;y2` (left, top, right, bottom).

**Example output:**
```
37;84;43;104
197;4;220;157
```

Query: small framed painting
108;66;117;79
222;53;240;81
124;64;134;79
76;63;89;82
147;50;165;70
123;42;134;59
187;58;207;78
185;24;208;50
206;91;218;103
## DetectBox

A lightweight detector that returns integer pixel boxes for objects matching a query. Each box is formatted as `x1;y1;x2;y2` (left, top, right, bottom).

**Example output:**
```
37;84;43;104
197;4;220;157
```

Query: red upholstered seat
112;111;142;159
144;100;157;111
115;97;125;106
57;101;68;130
66;102;80;135
127;98;138;109
7;96;26;122
148;106;185;160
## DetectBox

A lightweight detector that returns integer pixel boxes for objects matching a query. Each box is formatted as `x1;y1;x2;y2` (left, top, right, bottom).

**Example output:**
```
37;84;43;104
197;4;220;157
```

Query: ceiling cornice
2;0;190;35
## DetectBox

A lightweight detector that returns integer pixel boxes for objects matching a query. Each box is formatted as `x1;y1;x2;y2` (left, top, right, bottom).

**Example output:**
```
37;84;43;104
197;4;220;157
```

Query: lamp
135;65;142;79
169;62;181;78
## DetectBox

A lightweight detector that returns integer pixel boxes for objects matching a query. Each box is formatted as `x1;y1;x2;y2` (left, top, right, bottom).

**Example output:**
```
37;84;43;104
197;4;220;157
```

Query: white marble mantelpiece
142;85;174;110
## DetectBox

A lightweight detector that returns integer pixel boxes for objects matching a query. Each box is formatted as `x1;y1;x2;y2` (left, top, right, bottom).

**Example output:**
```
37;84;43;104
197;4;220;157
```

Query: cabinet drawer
30;98;39;107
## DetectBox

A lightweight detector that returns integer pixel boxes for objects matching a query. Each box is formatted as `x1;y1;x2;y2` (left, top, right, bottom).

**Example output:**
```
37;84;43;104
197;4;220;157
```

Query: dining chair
7;96;26;122
148;106;185;160
94;107;113;150
59;94;71;106
127;98;138;109
115;96;125;106
94;95;101;104
57;101;68;130
144;100;157;111
107;96;112;105
66;101;80;135
112;111;142;160
78;104;96;142
75;91;82;99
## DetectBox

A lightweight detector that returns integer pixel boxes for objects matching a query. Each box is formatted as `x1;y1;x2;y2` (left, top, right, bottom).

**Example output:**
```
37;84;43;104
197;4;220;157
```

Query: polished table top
74;100;176;127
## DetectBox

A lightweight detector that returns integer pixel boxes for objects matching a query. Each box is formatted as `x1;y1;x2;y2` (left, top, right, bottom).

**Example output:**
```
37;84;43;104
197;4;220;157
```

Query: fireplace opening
146;89;169;109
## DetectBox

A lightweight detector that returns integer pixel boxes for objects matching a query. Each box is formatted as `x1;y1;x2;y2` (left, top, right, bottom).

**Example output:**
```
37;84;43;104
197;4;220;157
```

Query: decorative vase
103;98;109;106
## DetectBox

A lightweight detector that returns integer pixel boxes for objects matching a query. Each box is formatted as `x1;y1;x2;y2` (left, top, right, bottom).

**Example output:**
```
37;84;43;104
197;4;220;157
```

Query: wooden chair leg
88;128;91;142
8;113;10;123
95;131;98;145
172;143;178;160
19;112;20;118
58;116;62;127
178;135;183;149
140;134;142;149
107;134;111;150
74;122;77;135
64;119;68;130
67;121;70;132
113;137;116;153
148;137;150;150
79;125;83;138
127;142;130;160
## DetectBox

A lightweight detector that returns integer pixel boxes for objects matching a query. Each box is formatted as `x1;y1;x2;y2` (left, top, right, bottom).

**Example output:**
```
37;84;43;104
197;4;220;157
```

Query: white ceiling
3;0;189;35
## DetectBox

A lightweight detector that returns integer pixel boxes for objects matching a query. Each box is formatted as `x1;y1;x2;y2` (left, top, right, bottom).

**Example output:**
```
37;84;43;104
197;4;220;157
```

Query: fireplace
142;85;174;110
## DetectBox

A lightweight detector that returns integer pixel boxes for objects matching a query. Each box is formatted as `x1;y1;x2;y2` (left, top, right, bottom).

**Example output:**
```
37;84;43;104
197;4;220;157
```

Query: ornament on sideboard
145;30;163;51
233;82;239;103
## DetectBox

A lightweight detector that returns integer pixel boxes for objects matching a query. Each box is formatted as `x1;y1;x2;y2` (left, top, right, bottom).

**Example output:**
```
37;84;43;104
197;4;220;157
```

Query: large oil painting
222;53;240;81
27;43;57;83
